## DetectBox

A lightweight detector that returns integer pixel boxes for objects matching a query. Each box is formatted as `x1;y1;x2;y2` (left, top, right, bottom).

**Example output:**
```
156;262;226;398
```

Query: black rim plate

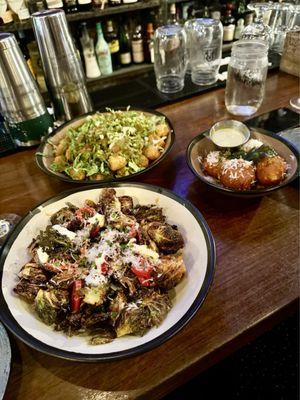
0;182;215;362
186;129;299;197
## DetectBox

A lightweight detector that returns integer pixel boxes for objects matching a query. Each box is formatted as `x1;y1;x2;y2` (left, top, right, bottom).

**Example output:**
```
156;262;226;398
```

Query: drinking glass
225;39;268;116
269;2;294;53
184;18;223;86
241;2;274;47
154;25;187;93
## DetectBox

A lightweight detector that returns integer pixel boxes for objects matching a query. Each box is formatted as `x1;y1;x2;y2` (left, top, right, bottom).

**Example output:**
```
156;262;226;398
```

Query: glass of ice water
154;25;187;93
225;39;268;117
184;18;223;86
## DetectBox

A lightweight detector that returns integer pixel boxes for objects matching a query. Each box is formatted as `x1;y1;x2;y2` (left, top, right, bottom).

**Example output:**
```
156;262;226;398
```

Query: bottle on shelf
145;22;154;64
108;0;121;7
105;20;120;69
95;21;113;75
80;22;101;79
119;23;132;67
168;3;179;25
27;0;45;14
77;0;92;12
132;24;144;64
44;0;64;10
17;3;30;21
210;0;221;20
234;18;244;40
64;0;77;13
222;3;236;43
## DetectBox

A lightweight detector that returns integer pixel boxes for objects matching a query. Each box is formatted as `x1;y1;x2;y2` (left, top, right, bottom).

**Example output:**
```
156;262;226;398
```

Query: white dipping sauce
211;128;246;147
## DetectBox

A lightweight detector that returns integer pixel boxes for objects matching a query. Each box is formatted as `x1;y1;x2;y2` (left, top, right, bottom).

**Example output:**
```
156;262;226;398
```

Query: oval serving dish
36;108;175;184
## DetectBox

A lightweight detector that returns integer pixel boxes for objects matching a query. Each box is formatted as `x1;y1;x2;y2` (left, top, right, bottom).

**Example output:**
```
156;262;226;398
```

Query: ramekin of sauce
209;120;250;148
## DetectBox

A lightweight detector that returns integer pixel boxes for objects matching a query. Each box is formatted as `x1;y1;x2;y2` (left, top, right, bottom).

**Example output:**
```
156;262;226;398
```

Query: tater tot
69;169;86;180
65;147;72;161
137;154;149;168
90;173;106;181
108;155;127;171
55;140;67;156
143;145;160;161
53;155;66;172
156;123;170;137
219;159;256;190
256;156;286;186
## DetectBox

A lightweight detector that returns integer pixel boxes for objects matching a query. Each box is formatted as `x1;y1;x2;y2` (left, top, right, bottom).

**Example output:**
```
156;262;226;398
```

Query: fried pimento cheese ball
219;158;256;190
203;151;223;179
256;155;287;186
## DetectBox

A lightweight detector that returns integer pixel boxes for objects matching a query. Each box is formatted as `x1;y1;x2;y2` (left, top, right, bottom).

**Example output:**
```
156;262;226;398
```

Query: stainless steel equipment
32;9;93;121
0;32;53;146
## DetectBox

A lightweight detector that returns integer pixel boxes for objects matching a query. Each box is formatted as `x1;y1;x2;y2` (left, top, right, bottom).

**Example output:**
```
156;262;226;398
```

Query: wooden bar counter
1;71;299;400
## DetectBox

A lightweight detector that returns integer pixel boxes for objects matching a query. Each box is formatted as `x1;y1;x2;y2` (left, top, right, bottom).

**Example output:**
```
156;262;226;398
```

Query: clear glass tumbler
225;39;268;116
154;25;187;93
184;18;223;86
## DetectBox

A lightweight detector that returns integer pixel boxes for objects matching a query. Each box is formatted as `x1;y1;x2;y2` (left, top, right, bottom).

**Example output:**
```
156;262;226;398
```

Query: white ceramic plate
0;183;215;361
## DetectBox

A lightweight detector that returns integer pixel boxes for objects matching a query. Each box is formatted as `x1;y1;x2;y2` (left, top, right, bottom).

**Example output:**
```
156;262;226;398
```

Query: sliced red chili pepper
70;279;83;313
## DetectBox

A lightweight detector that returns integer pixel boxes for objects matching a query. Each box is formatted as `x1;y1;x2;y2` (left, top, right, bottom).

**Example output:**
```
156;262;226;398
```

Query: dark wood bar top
1;71;299;400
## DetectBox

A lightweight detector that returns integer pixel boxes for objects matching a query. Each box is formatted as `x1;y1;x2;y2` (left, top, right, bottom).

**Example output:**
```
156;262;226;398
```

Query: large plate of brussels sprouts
0;183;215;361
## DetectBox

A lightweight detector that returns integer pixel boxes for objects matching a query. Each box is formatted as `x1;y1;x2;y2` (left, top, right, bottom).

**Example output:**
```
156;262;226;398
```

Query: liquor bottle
106;20;120;69
80;22;101;78
64;0;77;13
119;24;131;67
108;0;121;6
145;22;154;64
210;0;221;20
27;0;45;13
132;25;144;64
234;18;244;40
222;3;236;42
95;22;113;75
168;3;178;25
77;0;92;11
45;0;63;9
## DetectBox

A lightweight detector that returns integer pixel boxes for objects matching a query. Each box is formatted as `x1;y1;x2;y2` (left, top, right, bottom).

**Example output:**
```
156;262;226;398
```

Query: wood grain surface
0;71;299;400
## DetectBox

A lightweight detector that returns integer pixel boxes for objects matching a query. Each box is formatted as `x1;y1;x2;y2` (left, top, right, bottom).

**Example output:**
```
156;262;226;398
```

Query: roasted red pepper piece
101;262;109;274
131;261;155;287
70;280;83;312
90;224;101;239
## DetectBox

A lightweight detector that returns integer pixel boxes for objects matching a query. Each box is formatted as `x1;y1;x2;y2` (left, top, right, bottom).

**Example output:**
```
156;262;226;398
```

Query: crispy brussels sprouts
156;253;186;290
146;222;184;254
14;281;43;302
116;305;151;337
34;289;68;325
142;291;171;326
89;329;115;345
82;284;109;306
118;196;134;215
18;263;48;283
134;205;165;223
50;207;74;225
